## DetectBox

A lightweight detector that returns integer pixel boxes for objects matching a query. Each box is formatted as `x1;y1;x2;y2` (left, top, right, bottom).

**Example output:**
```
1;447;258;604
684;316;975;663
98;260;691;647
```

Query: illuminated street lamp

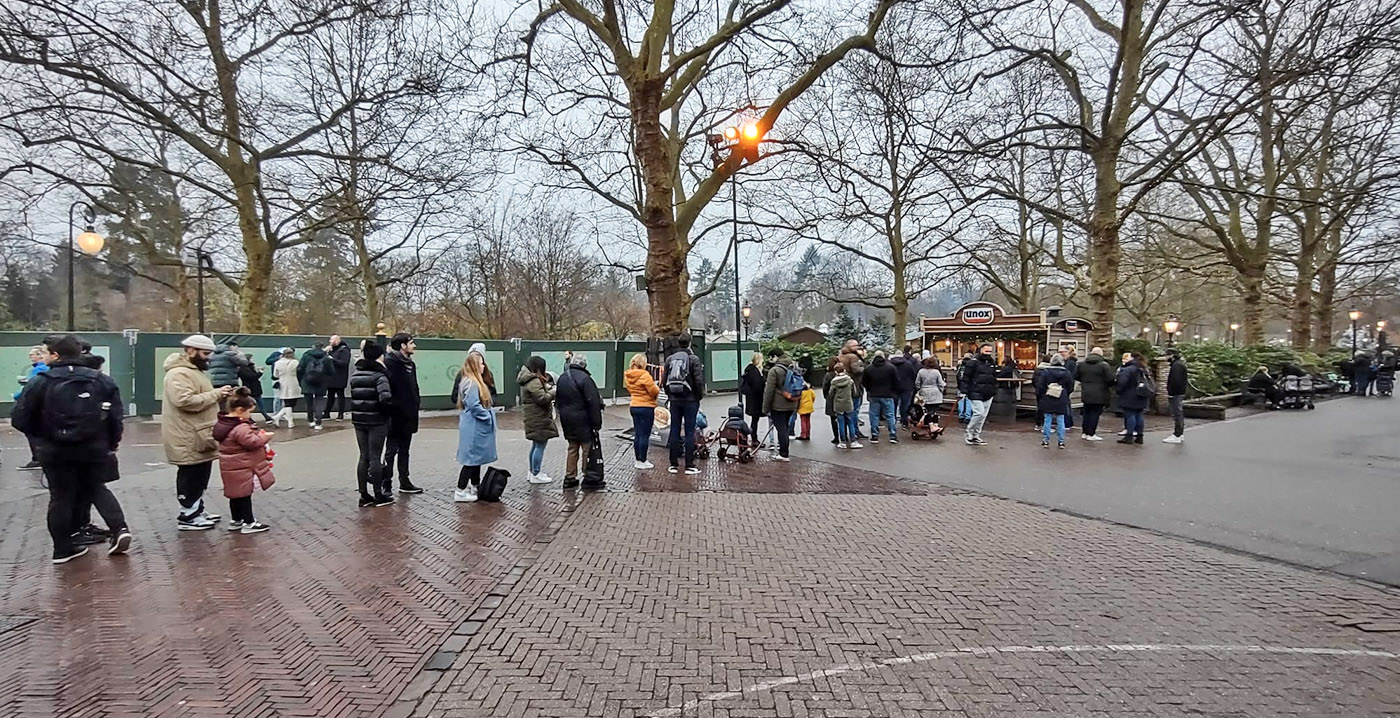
708;119;766;407
1229;322;1240;347
67;201;105;331
1162;314;1181;348
1349;309;1361;351
741;299;752;341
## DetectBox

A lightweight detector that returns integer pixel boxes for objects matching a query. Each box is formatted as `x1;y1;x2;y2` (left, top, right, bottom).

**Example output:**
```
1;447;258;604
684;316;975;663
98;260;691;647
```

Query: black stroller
1377;367;1395;397
1278;374;1316;410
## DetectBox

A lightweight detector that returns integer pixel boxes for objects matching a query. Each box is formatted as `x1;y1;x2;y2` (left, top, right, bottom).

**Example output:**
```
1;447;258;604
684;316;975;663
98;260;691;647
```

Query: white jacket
273;357;303;400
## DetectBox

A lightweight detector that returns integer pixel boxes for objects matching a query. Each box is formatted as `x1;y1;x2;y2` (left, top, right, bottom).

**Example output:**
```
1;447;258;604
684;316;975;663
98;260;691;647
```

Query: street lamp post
1349;309;1361;352
1162;315;1181;349
1229;323;1240;347
708;118;764;409
741;300;752;342
66;201;105;331
192;249;215;334
1378;320;1388;352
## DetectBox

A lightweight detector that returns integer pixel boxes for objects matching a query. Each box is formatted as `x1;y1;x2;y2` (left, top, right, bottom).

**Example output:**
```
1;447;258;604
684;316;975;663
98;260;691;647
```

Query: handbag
1046;383;1063;399
583;430;605;486
477;467;511;502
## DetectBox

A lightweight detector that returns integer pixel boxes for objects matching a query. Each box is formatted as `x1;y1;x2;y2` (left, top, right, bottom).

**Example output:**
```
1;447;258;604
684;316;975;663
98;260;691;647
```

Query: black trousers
305;392;325;425
383;431;414;486
229;496;255;523
749;415;763;445
326;388;346;419
46;459;126;554
355;423;389;498
1082;403;1105;437
458;465;480;489
176;461;214;518
770;409;794;458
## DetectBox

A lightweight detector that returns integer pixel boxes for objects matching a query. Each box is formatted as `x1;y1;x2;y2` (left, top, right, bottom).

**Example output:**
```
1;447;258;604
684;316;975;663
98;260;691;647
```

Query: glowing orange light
723;127;739;141
742;123;760;141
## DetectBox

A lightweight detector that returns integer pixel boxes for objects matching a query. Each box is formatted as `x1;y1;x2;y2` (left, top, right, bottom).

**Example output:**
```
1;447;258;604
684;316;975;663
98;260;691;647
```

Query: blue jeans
837;411;858;442
630;406;655;462
1123;409;1144;437
853;393;864;427
668;400;699;467
897;390;915;426
529;440;548;475
1041;413;1065;443
868;398;896;440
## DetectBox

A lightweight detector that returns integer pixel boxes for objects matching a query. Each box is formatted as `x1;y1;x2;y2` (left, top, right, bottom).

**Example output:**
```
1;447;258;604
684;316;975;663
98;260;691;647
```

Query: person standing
556;354;603;488
796;382;815;441
207;343;242;395
1076;347;1114;441
214;388;275;533
454;352;499;503
739;352;766;445
761;348;799;462
326;335;352;421
271;348;302;428
663;334;705;475
963;344;998;446
838;340;866;437
1163;349;1189;444
468;343;497;396
955;351;975;423
1034;354;1073;449
15;345;50;471
383;333;424;494
862;351;900;444
1059;346;1078;430
1353;352;1374;397
892;346;920;430
349;341;396;507
12;334;133;563
235;353;275;424
915;356;946;410
1116;352;1153;445
827;362;859;448
297;342;333;430
518;355;560;482
162;334;234;531
623;353;659;470
822;356;841;445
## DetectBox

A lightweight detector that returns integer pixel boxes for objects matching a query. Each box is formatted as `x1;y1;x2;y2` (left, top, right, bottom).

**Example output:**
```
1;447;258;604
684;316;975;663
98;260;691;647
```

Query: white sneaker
837;443;848;449
527;473;553;484
684;467;701;475
178;514;216;531
1162;435;1184;444
453;486;478;503
633;461;654;470
772;455;791;462
849;441;864;449
1117;429;1127;436
227;521;245;532
312;424;323;432
1087;435;1104;442
668;466;679;474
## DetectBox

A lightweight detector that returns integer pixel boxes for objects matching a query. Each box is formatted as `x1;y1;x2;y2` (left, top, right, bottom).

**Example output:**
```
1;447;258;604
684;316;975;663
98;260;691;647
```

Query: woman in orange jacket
623;353;660;469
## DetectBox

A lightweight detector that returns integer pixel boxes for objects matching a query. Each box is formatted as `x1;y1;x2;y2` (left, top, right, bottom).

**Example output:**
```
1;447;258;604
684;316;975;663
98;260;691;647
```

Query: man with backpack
12;334;133;563
761;348;801;462
663;334;706;475
163;334;235;530
296;342;335;430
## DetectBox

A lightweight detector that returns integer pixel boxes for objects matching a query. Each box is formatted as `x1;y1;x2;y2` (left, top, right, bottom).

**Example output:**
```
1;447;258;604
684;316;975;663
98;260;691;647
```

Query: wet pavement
0;395;1397;717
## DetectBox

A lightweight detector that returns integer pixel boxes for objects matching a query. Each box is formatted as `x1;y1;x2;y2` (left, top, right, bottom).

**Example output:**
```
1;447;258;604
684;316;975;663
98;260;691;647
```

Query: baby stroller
1278;374;1316;410
908;399;945;441
714;406;756;463
691;410;714;459
1377;367;1395;397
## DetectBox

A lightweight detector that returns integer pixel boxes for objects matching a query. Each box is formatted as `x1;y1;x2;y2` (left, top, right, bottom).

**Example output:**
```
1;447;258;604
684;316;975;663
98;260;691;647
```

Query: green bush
1241;344;1301;374
1113;338;1156;362
1180;343;1250;392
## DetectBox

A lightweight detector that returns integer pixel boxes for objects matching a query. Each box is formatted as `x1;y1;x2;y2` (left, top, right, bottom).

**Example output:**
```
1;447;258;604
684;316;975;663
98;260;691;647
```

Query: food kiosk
922;302;1094;417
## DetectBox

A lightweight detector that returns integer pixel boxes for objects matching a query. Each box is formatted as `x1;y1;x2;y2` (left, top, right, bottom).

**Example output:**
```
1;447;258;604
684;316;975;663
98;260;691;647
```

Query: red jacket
214;415;275;498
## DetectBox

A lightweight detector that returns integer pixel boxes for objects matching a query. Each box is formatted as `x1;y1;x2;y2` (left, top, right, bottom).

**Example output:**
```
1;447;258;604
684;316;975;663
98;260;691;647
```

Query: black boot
1134;434;1144;444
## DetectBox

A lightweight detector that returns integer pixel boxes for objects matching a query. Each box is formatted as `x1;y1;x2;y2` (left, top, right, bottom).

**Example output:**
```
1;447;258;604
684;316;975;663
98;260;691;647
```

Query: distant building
779;326;827;345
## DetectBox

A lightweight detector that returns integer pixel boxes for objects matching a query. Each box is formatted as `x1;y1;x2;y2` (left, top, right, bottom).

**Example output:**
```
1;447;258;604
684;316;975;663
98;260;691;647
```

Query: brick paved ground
411;488;1400;717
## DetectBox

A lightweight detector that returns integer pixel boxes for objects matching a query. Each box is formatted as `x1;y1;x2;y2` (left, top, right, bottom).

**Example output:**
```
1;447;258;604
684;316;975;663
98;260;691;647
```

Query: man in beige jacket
162;335;234;531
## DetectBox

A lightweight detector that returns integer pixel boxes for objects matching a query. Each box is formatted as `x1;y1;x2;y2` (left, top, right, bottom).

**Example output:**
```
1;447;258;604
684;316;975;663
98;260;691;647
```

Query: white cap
181;334;217;351
468;342;486;356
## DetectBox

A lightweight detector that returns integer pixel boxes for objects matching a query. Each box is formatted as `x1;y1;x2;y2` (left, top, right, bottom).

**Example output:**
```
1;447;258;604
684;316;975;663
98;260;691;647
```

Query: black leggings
229;496;255;523
458;465;480;490
326;388;345;419
749;415;762;445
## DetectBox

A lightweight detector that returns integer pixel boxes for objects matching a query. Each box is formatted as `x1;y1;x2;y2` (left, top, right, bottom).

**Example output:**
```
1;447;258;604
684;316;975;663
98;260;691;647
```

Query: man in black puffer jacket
963;344;999;446
862;352;900;443
1163;349;1189;445
349;341;394;507
555;354;603;489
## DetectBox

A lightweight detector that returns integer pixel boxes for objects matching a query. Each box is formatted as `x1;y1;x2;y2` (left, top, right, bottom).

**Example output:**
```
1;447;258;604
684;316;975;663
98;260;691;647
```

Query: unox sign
961;304;997;326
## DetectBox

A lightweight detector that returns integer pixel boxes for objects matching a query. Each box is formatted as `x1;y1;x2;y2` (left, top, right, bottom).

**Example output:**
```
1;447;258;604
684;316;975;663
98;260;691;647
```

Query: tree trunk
1239;268;1265;346
631;82;689;337
1314;257;1338;350
1289;253;1314;352
1087;151;1121;348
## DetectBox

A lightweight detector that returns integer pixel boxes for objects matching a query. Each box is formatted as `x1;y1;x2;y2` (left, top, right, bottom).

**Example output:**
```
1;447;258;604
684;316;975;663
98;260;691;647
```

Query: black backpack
665;353;692;396
40;366;110;445
477;467;511;502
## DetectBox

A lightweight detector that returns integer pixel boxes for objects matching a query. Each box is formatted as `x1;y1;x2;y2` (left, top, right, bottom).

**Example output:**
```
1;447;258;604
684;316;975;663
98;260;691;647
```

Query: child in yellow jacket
797;384;816;440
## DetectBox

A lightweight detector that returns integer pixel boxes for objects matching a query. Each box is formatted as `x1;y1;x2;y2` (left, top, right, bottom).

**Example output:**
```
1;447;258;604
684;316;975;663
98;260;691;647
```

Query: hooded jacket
890;354;920;394
384;350;421;434
161;352;222;466
762;356;800;414
1166;355;1189;397
964;353;999;401
624;367;659;408
555;364;603;443
518;367;560;442
349;358;393;426
273;357;302;400
297;348;332;393
11;359;124;462
838;348;866;397
1115;362;1153;412
1076;353;1115;405
1033;363;1073;415
740;363;766;417
214;414;274;498
862;355;900;399
236;360;264;398
327;341;352;389
826;373;856;414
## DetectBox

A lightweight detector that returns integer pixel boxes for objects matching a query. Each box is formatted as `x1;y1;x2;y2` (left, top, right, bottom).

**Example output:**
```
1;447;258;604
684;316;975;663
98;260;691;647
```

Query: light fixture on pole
1162;314;1181;349
1229;322;1240;347
1379;320;1389;352
741;299;752;341
66;201;105;331
709;118;765;407
1349;309;1361;351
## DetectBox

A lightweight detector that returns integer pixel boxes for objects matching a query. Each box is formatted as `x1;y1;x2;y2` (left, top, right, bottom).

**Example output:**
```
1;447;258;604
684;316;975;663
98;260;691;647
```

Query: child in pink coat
214;388;276;534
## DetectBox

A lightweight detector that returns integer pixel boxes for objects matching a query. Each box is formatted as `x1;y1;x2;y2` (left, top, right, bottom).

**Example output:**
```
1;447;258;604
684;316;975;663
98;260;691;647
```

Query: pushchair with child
1278;374;1316;410
907;398;945;441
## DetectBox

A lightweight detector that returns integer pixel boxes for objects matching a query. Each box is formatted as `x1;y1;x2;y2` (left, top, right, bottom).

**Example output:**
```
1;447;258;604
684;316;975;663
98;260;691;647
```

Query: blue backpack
781;366;805;401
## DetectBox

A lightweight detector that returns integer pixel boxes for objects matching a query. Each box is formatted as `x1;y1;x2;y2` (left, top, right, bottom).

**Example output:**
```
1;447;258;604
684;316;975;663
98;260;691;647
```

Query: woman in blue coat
1115;352;1153;445
454;352;498;503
